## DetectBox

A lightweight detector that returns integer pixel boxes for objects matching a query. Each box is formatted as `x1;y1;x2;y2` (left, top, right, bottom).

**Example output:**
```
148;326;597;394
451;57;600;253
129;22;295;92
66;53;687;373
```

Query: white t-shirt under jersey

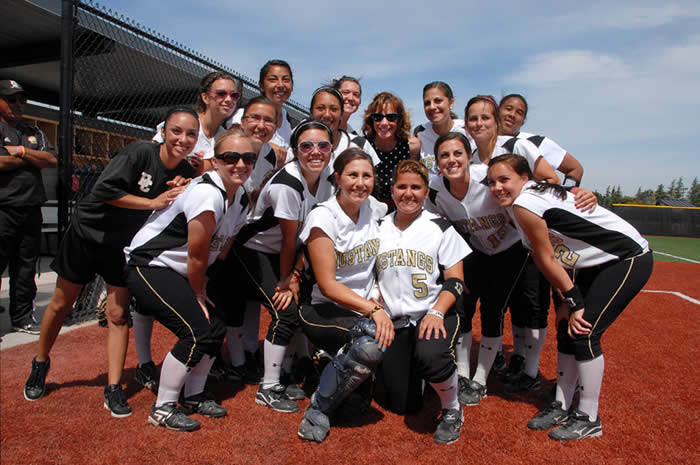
300;196;386;306
511;181;649;269
375;210;471;327
425;163;520;255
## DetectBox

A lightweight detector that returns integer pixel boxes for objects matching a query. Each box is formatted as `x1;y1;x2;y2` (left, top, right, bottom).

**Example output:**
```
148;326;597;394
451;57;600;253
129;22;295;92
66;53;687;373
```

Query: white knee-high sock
430;371;460;411
555;352;578;410
156;351;190;407
132;311;154;366
511;324;526;357
226;326;246;367
184;354;215;398
473;336;501;386
455;331;472;378
242;302;261;354
577;355;604;421
262;340;287;389
523;328;547;378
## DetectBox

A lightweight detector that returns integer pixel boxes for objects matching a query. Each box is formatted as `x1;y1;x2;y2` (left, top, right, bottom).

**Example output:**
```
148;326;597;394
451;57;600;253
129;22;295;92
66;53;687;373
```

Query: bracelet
426;309;444;319
21;146;26;158
369;305;382;314
562;285;584;311
290;269;302;283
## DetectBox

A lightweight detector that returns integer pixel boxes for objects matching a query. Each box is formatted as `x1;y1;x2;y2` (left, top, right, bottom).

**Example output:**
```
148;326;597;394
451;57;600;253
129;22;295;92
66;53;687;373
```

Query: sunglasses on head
209;89;241;101
215;151;256;166
297;140;333;155
371;112;399;123
3;95;27;104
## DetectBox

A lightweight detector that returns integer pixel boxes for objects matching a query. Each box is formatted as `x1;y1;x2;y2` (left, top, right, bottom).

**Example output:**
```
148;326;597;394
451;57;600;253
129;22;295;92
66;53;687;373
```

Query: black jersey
0;121;56;207
71;141;195;248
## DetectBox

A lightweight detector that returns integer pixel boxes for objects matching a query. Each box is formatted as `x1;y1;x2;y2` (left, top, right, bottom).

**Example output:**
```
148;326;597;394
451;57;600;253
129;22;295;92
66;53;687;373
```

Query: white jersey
245;142;278;193
415;120;473;183
225;107;292;149
425;163;520;255
471;135;543;173
512;131;567;173
152;119;225;160
125;171;249;277
512;181;649;269
375;210;471;327
240;161;321;254
300;196;387;306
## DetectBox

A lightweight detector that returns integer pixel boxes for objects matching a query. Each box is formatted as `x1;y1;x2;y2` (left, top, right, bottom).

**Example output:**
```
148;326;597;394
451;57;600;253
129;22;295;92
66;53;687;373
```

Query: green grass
644;235;700;263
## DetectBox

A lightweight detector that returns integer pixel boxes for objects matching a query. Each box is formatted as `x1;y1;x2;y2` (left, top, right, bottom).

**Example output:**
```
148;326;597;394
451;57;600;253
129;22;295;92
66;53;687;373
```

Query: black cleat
104;384;133;418
24;357;50;401
148;402;200;431
549;409;602;441
434;407;464;444
528;401;569;430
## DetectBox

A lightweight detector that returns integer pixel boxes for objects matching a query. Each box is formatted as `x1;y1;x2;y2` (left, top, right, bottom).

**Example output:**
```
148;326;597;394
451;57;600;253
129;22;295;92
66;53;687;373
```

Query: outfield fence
612;204;700;238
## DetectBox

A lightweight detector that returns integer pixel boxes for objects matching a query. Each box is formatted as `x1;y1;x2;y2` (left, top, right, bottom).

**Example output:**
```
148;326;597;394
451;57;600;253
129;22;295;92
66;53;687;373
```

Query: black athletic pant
126;265;225;367
557;251;653;361
461;243;528;337
233;244;300;346
509;258;551;329
374;310;459;414
0;206;42;326
299;302;361;355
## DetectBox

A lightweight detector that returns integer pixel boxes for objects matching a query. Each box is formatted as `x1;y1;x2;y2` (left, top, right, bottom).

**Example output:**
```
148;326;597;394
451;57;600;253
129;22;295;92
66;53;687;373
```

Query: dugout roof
0;0;308;130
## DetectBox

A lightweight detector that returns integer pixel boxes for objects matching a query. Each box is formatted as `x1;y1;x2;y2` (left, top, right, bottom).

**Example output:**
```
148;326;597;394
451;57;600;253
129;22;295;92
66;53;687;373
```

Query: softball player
488;154;652;441
125;129;253;431
24;107;198;417
225;59;294;149
225;120;332;414
332;75;362;136
375;160;471;445
414;81;473;183
425;132;533;406
296;148;389;443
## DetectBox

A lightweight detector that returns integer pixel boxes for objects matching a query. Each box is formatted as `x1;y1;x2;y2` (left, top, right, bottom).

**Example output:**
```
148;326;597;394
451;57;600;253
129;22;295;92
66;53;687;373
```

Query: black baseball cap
0;80;27;97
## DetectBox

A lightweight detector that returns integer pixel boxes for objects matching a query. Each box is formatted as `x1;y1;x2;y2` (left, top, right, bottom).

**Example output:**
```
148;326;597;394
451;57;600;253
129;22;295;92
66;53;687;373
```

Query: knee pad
312;335;383;415
298;408;330;443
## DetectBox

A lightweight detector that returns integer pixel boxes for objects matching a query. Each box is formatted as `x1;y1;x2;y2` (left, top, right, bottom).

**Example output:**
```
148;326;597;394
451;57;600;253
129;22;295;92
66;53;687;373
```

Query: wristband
562;285;584;311
426;309;444;319
291;269;302;282
21;146;26;158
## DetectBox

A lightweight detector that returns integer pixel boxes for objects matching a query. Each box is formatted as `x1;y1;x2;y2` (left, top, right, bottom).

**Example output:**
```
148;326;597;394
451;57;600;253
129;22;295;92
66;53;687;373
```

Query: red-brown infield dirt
2;261;698;464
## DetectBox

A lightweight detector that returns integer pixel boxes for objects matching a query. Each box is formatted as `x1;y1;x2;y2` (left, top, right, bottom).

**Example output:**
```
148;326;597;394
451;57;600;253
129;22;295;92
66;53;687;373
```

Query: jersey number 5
412;273;428;299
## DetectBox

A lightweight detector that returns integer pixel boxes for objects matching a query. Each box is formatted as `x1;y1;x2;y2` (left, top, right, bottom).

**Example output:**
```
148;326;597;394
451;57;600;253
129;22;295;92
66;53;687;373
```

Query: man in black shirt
0;80;57;334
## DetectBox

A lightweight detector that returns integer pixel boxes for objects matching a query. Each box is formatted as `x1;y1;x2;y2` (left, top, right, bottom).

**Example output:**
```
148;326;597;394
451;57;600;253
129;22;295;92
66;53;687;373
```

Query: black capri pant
374;309;460;414
461;243;529;337
508;257;551;329
557;251;653;361
126;265;226;367
223;244;300;346
299;303;361;355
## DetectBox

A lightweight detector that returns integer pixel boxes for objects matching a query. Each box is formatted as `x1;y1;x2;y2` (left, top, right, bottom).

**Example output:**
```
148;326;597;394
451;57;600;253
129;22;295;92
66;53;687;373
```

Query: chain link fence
62;0;308;324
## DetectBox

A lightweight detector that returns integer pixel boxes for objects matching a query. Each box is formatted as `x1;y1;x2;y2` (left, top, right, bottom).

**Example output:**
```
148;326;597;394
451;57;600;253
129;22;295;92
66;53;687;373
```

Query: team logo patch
138;172;153;192
9;80;21;89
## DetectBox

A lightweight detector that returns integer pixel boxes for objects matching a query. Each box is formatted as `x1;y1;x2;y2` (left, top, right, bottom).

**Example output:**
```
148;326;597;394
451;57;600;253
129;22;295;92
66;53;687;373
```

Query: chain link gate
62;0;308;324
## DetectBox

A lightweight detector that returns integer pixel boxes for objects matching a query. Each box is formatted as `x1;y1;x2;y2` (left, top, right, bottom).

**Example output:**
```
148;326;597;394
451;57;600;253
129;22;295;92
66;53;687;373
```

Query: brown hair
197;71;239;113
392;159;429;187
362;91;412;141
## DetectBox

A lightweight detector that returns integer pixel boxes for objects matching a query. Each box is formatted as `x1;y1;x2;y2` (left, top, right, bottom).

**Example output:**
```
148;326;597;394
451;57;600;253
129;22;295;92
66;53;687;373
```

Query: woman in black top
24;107;198;418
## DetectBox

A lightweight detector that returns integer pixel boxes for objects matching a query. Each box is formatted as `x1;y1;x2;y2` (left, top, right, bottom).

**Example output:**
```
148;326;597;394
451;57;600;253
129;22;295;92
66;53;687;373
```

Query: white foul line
652;251;700;264
642;290;700;305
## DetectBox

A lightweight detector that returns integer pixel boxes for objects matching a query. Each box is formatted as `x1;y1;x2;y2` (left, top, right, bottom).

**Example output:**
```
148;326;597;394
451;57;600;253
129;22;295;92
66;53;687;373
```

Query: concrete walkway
1;256;95;350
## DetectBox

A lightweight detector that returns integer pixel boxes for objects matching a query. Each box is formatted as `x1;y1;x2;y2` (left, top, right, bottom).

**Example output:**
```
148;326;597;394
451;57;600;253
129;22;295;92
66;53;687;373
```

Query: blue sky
109;0;700;195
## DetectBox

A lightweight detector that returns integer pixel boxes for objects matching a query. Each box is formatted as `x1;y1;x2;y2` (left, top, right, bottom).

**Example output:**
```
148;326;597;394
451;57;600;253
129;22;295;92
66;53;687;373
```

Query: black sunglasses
215;151;256;166
371;112;400;123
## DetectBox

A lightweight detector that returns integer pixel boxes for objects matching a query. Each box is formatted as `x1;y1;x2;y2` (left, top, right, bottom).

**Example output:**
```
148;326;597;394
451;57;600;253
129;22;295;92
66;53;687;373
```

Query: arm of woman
513;205;591;337
273;218;301;310
187;210;217;321
558;153;583;185
532;156;560;184
408;136;421;161
104;186;187;211
418;261;464;340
